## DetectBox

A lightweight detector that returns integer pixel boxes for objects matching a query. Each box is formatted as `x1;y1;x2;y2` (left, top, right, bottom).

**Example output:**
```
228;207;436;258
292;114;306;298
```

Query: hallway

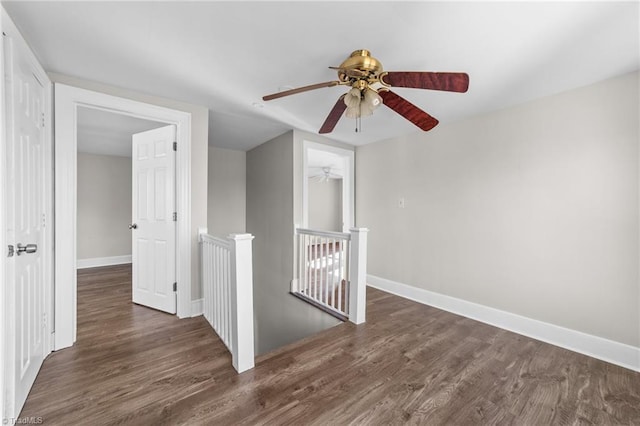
19;265;640;425
20;264;233;423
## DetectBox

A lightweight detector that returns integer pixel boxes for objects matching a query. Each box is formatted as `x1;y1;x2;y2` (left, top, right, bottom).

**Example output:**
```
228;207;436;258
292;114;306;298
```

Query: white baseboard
191;298;204;317
77;255;132;269
367;274;640;372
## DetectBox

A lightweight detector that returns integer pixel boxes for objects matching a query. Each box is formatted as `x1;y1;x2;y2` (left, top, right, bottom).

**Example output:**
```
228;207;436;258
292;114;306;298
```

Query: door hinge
41;112;45;128
173;141;177;151
173;212;177;221
43;312;47;328
173;282;177;292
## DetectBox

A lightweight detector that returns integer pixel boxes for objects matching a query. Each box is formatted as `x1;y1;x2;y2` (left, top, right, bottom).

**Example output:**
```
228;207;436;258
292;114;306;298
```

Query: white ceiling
4;2;638;151
77;107;165;157
307;149;345;179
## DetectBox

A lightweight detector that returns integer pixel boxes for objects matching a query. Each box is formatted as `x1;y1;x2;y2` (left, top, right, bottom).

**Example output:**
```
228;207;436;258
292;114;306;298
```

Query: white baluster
324;237;329;306
337;239;343;312
332;238;337;307
344;240;350;315
208;243;212;321
304;235;313;296
313;236;318;300
228;248;231;347
215;245;220;332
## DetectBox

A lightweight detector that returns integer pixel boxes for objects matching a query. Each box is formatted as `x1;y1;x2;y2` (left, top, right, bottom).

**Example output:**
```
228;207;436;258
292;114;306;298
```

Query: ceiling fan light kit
262;49;469;135
344;87;381;120
311;166;342;183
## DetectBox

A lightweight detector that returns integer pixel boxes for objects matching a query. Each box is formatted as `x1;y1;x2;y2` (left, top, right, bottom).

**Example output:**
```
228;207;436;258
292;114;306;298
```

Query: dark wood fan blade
319;94;347;134
379;90;439;131
381;72;469;93
263;81;340;101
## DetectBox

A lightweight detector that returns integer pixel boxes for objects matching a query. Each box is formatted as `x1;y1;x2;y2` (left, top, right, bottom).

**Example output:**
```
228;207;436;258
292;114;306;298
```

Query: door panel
131;125;176;314
5;33;47;414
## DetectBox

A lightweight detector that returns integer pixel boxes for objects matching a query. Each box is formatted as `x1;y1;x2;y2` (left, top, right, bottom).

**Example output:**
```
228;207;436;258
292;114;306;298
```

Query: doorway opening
76;107;165;269
302;141;355;232
75;108;179;331
54;84;192;351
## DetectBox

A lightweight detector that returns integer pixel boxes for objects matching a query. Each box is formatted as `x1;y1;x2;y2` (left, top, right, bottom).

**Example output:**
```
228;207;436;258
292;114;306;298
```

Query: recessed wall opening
302;141;355;233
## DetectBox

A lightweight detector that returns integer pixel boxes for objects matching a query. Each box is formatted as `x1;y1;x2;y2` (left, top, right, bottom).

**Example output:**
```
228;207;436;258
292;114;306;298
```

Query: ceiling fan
310;166;342;182
262;49;469;134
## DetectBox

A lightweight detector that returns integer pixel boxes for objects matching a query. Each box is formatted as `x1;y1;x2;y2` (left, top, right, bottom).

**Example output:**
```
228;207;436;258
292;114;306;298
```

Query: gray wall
49;73;208;300
308;178;342;232
208;146;246;237
247;131;339;355
77;153;132;260
356;71;639;347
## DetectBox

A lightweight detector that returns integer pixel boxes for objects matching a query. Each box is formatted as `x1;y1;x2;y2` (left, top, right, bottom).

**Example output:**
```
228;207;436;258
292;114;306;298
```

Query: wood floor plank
18;264;640;425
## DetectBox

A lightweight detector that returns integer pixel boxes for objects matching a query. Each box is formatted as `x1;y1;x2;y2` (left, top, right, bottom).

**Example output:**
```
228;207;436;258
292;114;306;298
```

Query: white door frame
302;140;355;232
54;84;192;350
1;8;53;421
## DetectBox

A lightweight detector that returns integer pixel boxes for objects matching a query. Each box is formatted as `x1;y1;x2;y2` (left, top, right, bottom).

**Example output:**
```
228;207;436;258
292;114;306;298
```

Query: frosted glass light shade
364;88;382;108
344;88;361;108
345;106;360;118
343;87;382;119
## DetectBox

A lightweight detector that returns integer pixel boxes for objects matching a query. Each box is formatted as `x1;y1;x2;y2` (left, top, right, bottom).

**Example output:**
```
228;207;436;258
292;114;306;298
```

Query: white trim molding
77;255;132;269
368;275;640;373
191;298;204;317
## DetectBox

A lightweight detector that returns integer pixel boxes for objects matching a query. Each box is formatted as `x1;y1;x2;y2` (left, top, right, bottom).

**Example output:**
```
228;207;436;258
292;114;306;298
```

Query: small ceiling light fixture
311;166;341;183
344;85;382;132
320;167;332;182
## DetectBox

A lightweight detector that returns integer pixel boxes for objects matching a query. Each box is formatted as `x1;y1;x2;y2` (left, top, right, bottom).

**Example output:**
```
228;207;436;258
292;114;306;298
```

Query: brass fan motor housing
338;49;383;79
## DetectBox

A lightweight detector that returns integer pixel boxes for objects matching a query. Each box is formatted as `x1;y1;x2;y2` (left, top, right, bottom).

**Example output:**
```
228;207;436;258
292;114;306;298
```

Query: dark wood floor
20;264;640;425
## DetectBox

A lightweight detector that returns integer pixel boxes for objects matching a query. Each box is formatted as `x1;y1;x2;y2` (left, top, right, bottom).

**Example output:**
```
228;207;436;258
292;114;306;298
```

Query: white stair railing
199;231;255;373
294;228;368;324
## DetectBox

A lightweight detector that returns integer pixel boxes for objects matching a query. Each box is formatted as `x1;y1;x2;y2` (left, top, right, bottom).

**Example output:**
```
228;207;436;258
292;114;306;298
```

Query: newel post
228;233;255;373
348;228;369;324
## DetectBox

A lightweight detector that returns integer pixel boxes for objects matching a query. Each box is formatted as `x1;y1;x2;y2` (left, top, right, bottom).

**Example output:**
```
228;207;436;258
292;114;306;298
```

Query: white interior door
4;27;48;415
131;125;177;314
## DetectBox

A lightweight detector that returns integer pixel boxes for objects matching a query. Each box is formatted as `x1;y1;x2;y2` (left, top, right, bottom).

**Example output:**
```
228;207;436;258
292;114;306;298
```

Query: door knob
16;243;37;255
128;223;137;230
